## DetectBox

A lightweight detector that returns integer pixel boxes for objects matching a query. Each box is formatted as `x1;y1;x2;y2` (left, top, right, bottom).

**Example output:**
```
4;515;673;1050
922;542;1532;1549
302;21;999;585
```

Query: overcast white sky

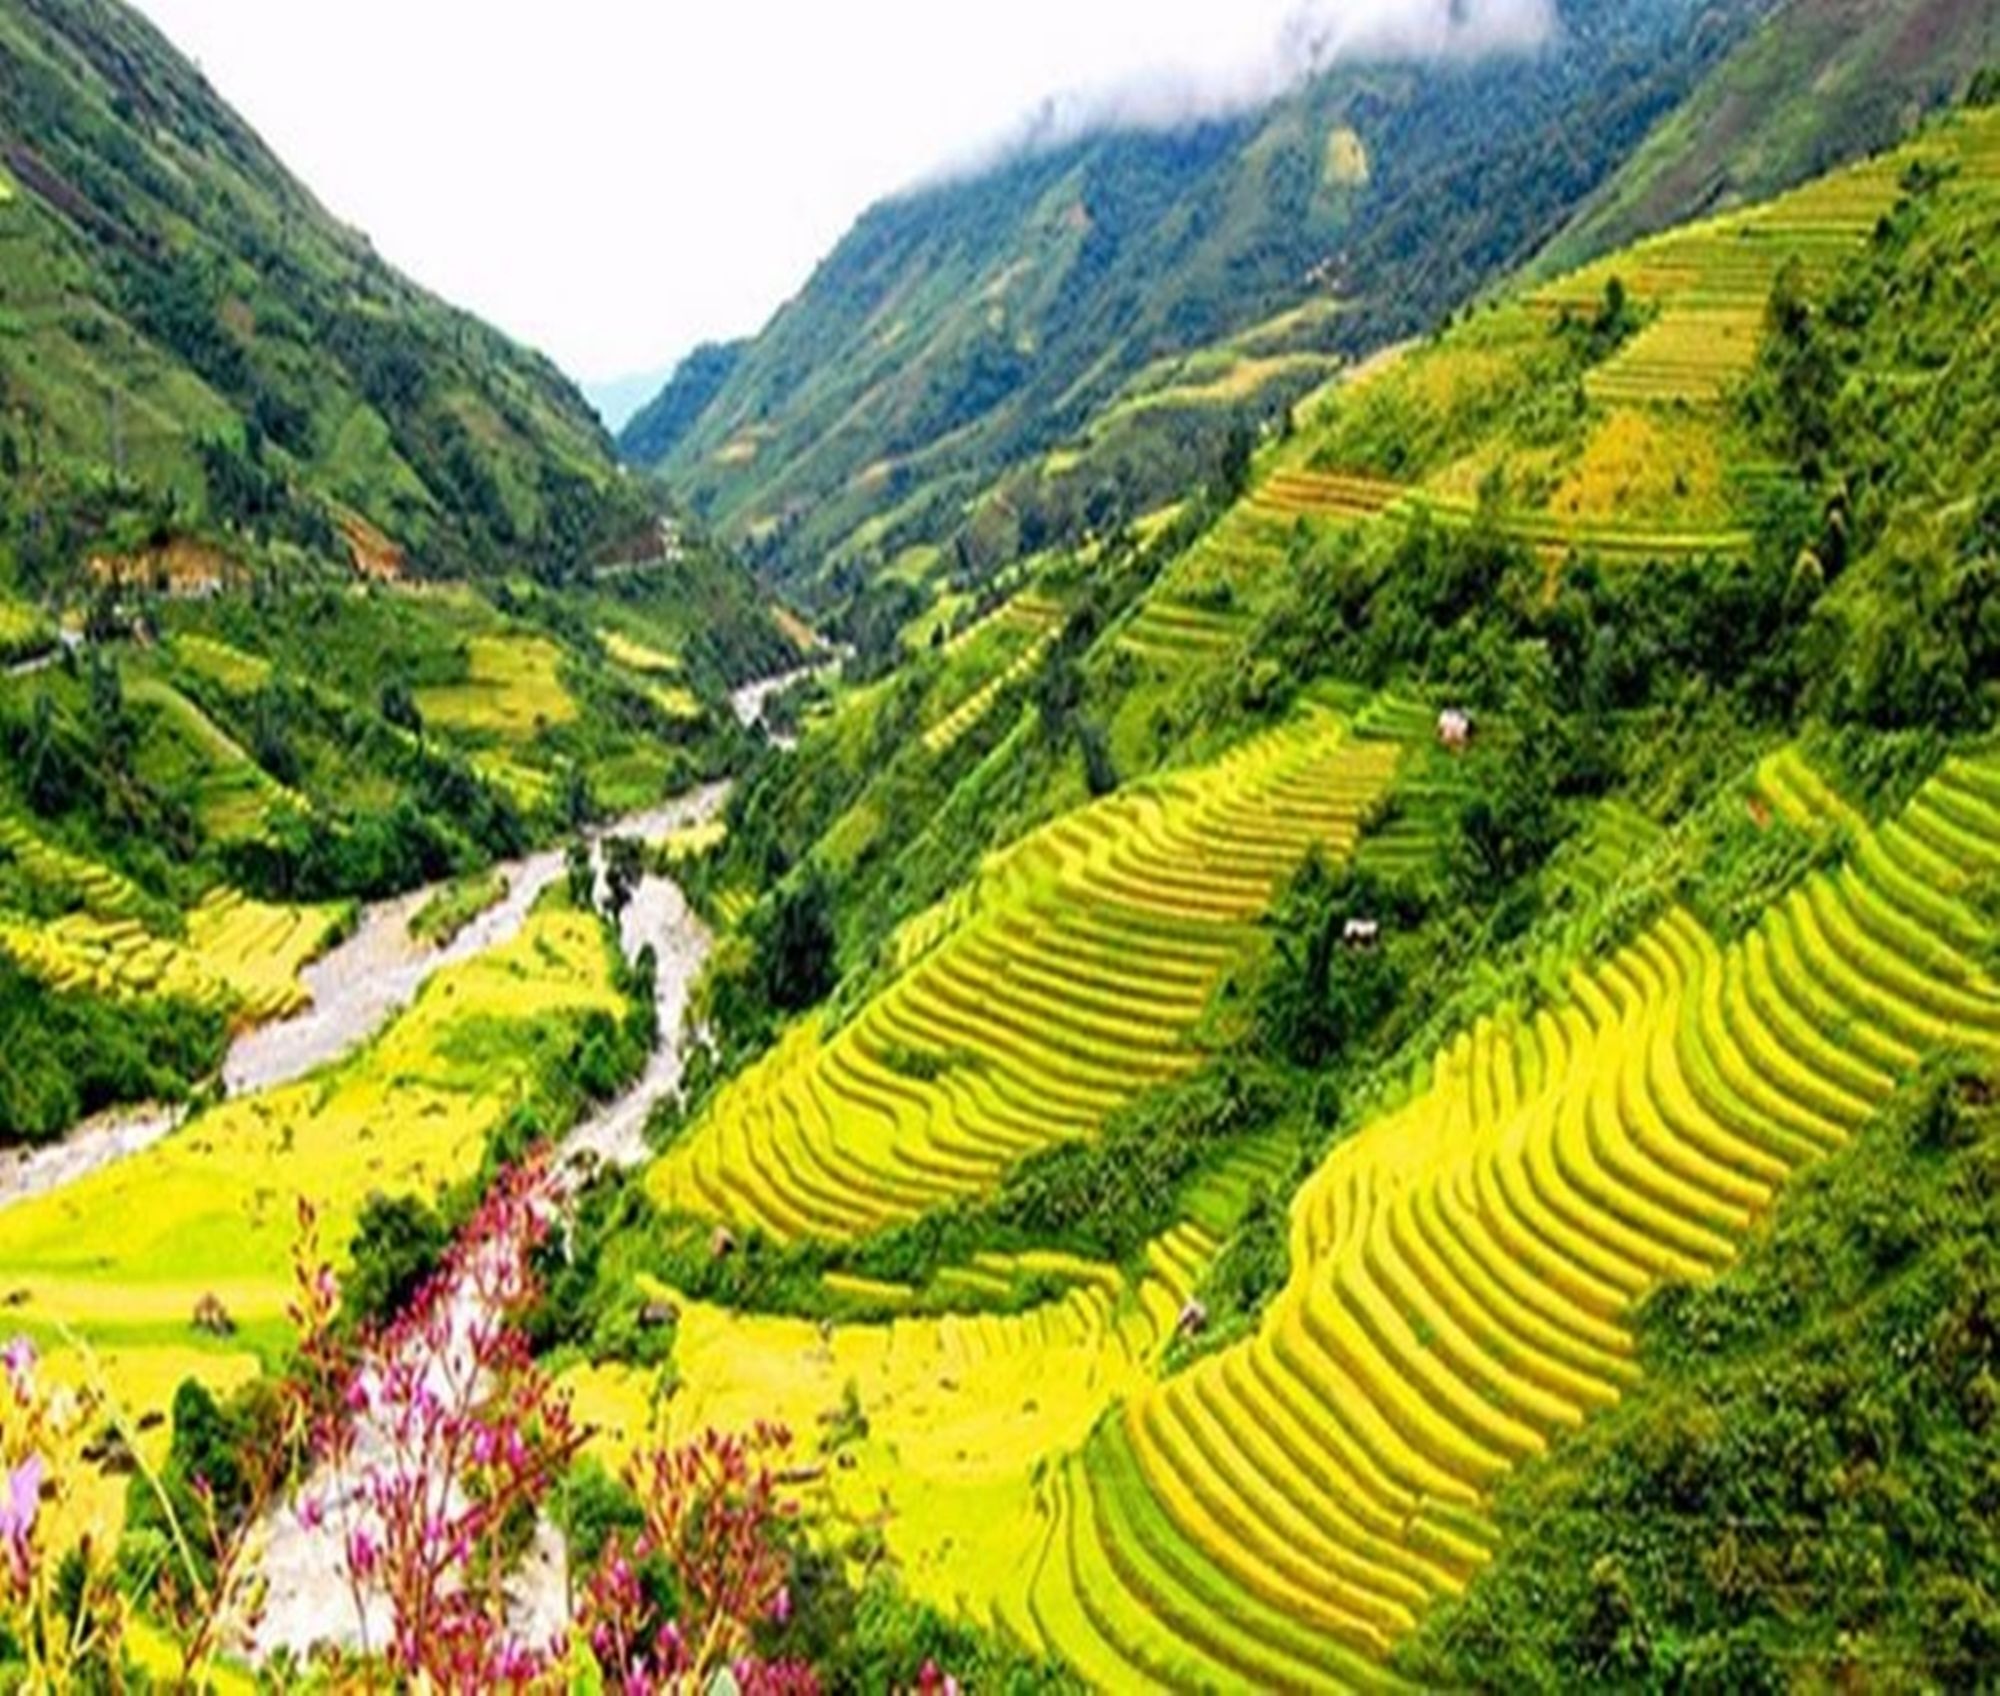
132;1;1552;399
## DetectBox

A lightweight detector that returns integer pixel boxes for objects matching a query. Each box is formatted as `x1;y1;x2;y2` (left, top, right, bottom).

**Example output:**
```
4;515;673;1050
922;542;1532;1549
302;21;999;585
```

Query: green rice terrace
1;1;1999;1688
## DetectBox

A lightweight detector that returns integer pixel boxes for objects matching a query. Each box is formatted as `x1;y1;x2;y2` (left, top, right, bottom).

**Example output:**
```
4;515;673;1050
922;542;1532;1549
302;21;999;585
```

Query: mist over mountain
944;0;1561;177
623;0;1775;589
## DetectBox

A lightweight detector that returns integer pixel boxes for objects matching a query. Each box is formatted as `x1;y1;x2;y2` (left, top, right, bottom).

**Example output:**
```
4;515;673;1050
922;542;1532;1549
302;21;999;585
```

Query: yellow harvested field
1324;126;1371;187
647;680;703;721
1549;407;1724;527
599;628;681;675
417;634;577;737
652;710;1401;1240
1253;467;1751;563
0;881;343;1027
0;908;622;1540
566;1220;1214;1632
1004;750;2000;1685
656;818;727;863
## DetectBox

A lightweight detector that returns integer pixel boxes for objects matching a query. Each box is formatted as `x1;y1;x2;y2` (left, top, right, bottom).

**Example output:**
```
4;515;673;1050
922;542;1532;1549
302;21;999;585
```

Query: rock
1176;1299;1209;1338
638;1299;679;1329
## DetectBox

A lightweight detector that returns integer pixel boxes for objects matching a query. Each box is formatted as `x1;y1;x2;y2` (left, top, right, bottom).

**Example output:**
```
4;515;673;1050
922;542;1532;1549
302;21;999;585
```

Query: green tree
759;865;838;1013
343;1192;450;1327
566;839;596;911
603;836;645;926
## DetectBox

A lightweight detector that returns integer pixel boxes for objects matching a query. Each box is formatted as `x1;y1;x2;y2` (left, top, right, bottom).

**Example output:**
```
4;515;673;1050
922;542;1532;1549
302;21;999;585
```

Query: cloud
948;0;1558;174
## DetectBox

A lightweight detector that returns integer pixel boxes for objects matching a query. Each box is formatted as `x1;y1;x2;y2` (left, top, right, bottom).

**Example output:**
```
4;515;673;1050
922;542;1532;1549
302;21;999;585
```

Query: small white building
1343;918;1382;950
1438;708;1473;751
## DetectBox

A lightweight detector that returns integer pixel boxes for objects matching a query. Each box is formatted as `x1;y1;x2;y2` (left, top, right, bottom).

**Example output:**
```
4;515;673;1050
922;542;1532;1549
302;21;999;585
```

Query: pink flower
0;1337;34;1385
772;1584;792;1625
0;1454;42;1585
298;1495;325;1530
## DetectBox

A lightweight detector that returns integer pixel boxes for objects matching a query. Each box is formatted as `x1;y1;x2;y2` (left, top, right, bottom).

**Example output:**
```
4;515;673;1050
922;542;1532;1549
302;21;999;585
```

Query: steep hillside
626;0;1776;588
557;97;2000;1689
0;0;799;1146
1541;0;2000;273
0;0;635;581
617;339;746;468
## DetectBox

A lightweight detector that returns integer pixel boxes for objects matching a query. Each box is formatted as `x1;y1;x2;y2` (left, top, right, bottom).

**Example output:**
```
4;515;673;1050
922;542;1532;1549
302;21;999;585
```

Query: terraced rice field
1756;744;1861;835
924;634;1058;753
0;812;148;919
1254;470;1751;562
567;1217;1215;1632
0;887;343;1026
922;594;1065;756
1008;748;2000;1687
1116;599;1248;667
653;710;1402;1240
1542;112;2000;407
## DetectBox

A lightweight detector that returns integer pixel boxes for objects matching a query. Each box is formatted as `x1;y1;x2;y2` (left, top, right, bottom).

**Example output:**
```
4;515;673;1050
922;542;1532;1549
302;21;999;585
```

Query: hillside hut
1343;917;1382;951
1437;708;1473;752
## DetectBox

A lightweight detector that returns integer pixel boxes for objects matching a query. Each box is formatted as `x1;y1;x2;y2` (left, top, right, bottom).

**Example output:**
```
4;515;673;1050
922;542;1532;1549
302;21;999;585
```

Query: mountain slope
1539;0;2000;274
573;94;2000;1688
617;340;746;468
626;0;1777;589
0;0;635;581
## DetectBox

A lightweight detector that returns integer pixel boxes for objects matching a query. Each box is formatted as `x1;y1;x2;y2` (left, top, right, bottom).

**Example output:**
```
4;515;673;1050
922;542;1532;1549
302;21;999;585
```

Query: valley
0;0;1997;1689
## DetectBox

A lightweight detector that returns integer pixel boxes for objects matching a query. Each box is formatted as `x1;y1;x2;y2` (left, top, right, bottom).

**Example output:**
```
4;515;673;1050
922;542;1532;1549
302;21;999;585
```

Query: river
249;786;729;1663
0;782;729;1213
0;641;833;1210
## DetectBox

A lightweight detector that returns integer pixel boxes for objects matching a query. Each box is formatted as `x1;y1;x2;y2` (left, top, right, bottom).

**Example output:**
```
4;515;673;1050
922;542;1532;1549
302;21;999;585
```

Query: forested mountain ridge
0;0;797;1144
1538;0;2000;273
624;0;1778;591
0;0;639;584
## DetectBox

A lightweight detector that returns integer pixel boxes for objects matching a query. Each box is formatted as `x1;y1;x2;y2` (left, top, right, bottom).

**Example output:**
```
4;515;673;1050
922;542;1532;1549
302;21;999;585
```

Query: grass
125;674;304;843
0;592;54;664
408;870;508;948
169;634;272;695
